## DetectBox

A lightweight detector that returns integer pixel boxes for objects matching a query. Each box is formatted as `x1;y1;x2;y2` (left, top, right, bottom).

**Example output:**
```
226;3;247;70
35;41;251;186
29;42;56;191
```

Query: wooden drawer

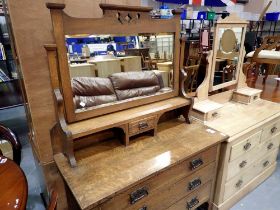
229;131;261;161
166;181;212;210
191;109;220;122
232;88;262;104
126;162;216;210
261;120;280;143
232;92;261;104
100;145;218;210
129;116;156;136
227;134;280;181
224;149;278;201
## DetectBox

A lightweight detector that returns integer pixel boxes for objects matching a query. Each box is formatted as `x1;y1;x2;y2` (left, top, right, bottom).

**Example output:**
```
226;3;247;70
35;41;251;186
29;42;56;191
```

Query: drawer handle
235;179;243;188
271;127;277;134
212;112;218;118
130;187;149;204
239;160;247;168
186;197;199;210
243;142;251;151
263;160;270;168
253;95;258;100
188;178;202;191
138;122;149;130
139;206;147;210
190;158;204;170
267;143;274;150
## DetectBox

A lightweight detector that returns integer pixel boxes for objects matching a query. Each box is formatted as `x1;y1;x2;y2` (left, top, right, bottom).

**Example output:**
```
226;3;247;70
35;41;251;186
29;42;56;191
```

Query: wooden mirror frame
209;14;248;92
46;3;182;123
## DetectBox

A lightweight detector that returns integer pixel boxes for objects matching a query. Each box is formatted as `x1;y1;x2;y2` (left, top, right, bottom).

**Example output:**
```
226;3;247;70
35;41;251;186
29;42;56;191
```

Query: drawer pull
190;158;204;170
130;187;149;204
271;127;277;134
139;206;147;210
239;160;247;168
186;197;199;210
235;179;243;188
188;178;202;191
253;95;258;100
138;122;149;130
263;161;270;168
243;142;251;151
212;112;218;118
267;143;274;150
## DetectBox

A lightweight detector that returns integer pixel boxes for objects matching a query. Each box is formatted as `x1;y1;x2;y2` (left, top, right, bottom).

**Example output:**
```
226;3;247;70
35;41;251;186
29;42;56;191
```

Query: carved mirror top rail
45;3;193;167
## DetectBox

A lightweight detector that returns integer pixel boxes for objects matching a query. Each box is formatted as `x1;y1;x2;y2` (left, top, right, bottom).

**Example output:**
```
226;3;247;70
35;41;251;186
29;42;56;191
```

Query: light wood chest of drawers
200;99;280;210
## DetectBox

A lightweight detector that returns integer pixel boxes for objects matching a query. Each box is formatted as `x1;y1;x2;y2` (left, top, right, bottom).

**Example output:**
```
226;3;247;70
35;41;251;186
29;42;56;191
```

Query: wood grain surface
205;99;280;140
0;156;28;210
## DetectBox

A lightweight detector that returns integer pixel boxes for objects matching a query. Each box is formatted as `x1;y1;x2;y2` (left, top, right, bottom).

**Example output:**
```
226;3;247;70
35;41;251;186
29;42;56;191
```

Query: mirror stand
45;3;193;167
190;14;262;122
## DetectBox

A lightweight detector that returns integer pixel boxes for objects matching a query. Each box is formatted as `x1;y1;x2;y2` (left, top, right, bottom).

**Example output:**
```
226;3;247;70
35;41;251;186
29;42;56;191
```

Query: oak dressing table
190;14;280;210
45;3;227;210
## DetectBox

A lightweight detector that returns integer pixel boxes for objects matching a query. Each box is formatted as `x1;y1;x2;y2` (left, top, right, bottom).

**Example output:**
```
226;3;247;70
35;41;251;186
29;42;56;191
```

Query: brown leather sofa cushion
72;77;117;108
109;71;161;100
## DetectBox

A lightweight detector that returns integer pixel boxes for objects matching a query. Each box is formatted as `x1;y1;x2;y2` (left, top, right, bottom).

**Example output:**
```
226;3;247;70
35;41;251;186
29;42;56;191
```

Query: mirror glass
213;27;243;86
65;33;175;112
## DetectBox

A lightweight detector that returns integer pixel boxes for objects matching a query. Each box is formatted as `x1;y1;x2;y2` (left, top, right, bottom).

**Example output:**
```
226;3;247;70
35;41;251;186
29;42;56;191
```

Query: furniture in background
47;190;58;210
88;57;122;77
0;156;28;210
69;63;95;78
124;47;149;67
120;56;142;72
0;14;24;110
72;71;168;109
157;61;173;87
183;64;200;94
246;35;280;83
0;154;58;210
0;124;21;165
189;14;280;210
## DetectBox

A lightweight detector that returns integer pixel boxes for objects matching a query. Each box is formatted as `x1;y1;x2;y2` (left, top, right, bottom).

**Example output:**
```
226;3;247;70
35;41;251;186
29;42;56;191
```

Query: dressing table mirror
45;3;193;167
66;33;175;113
210;18;246;92
192;14;249;122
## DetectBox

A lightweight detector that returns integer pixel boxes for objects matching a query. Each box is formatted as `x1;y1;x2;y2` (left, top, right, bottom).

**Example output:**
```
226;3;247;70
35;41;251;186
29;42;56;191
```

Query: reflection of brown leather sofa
72;71;168;109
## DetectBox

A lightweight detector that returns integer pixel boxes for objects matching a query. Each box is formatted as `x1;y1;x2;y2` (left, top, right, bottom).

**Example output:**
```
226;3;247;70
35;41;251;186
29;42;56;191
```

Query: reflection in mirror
213;27;243;86
65;33;174;111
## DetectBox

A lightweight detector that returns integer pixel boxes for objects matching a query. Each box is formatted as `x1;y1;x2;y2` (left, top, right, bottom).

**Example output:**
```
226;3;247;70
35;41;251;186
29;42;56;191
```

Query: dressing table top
205;99;280;141
54;119;227;210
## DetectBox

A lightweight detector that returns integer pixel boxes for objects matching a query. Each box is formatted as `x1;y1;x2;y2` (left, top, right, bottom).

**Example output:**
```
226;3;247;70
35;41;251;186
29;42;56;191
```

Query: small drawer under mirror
232;87;262;104
191;100;223;122
129;115;157;137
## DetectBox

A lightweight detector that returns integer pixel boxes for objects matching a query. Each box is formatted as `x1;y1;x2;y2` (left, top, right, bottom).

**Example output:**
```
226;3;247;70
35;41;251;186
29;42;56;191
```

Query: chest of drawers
200;99;280;210
54;120;227;210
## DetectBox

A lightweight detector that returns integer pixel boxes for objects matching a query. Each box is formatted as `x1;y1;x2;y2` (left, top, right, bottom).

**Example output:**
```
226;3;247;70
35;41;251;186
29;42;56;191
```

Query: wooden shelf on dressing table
52;90;192;167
